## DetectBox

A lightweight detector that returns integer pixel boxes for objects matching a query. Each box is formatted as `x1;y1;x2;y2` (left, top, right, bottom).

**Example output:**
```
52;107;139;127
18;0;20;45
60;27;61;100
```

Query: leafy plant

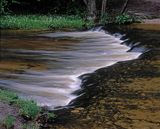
0;0;20;15
115;13;134;24
18;100;41;120
100;13;110;24
0;0;8;15
47;112;56;119
3;115;16;129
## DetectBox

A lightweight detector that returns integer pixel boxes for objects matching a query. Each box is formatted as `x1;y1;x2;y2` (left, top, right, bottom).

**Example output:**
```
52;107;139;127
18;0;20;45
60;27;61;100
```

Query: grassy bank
0;15;92;30
0;89;40;119
0;14;139;30
0;89;56;129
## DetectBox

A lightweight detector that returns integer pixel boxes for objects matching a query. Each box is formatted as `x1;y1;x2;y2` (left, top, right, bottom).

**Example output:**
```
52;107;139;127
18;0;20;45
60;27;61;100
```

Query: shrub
115;13;134;24
3;115;16;129
17;100;41;120
0;0;21;15
100;14;110;24
47;112;56;122
0;0;8;15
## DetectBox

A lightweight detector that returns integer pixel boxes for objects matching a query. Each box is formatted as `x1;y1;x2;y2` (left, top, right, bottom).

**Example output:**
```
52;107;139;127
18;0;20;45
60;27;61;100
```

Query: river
0;28;141;109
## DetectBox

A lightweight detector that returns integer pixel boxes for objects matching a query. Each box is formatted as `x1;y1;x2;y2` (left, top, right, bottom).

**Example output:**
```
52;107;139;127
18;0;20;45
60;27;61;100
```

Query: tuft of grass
18;100;41;120
47;112;56;119
0;15;92;30
0;89;40;119
2;115;16;129
115;13;137;24
0;89;18;103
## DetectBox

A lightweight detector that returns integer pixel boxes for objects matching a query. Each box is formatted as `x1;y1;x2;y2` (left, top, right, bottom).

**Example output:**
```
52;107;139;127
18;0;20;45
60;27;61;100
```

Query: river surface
0;29;141;109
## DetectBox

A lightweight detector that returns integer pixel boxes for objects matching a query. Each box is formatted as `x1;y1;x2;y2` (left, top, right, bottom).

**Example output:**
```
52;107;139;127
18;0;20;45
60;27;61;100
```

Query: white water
0;29;141;109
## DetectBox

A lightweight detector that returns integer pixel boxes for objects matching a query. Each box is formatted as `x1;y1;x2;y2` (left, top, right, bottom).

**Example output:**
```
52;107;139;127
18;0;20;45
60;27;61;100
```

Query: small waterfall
0;28;141;109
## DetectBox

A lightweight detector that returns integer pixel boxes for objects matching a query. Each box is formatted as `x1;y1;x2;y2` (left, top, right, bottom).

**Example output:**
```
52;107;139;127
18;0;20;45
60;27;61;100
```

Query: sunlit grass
0;15;92;30
2;115;16;129
0;89;56;127
0;89;40;119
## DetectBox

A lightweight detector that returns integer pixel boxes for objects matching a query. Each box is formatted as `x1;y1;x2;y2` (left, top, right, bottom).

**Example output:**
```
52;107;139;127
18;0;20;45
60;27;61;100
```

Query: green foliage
18;100;41;119
99;13;133;25
0;89;18;103
47;112;56;119
115;14;134;24
0;0;20;15
100;14;110;24
0;0;8;15
0;15;90;30
48;15;85;29
0;0;86;15
3;115;16;129
0;89;40;120
99;14;116;25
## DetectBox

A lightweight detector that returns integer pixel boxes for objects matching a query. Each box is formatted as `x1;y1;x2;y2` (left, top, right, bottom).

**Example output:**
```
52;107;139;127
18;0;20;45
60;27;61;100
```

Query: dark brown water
0;29;141;109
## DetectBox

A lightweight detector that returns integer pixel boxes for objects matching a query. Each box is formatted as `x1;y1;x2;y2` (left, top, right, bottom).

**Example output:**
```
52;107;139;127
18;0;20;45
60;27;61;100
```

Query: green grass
0;89;40;119
2;115;16;129
0;15;92;30
0;89;18;103
17;100;41;119
0;89;57;128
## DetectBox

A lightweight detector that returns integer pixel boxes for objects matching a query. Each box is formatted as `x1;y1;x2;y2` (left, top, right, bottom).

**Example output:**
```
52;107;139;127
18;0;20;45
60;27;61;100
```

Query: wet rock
71;108;84;114
99;100;106;104
86;116;91;120
71;109;80;114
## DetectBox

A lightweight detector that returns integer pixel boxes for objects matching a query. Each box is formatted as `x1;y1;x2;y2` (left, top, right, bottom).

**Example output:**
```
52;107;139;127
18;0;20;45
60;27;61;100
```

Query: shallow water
0;29;141;109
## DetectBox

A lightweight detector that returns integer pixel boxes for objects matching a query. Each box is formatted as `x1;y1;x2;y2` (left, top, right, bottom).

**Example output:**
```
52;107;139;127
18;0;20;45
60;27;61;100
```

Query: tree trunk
87;0;97;21
83;0;88;6
121;0;130;14
101;0;107;18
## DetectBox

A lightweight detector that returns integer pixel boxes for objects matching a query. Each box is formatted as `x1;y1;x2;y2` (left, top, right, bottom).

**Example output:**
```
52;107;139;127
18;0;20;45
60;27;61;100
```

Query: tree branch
121;0;130;14
83;0;88;6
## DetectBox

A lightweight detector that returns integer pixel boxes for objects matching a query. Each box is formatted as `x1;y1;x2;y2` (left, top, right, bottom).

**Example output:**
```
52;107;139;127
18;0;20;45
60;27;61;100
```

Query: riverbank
0;15;92;30
125;18;160;31
0;89;39;129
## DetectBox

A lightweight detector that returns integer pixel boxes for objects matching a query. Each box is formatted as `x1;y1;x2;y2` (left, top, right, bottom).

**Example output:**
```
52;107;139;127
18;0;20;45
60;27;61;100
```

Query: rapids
0;29;141;109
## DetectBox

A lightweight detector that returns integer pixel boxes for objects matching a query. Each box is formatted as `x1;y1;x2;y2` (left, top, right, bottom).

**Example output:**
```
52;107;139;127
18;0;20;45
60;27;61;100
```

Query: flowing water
0;29;141;109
